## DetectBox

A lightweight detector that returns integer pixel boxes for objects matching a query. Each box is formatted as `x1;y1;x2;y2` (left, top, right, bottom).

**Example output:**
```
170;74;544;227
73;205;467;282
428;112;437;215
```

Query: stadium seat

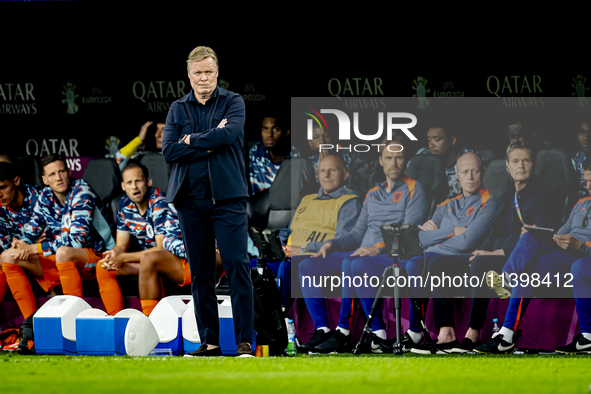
347;153;382;195
139;154;169;194
247;158;316;232
406;154;448;220
82;158;122;234
483;159;512;200
17;155;43;188
110;191;126;226
247;188;271;230
535;148;579;225
476;149;495;166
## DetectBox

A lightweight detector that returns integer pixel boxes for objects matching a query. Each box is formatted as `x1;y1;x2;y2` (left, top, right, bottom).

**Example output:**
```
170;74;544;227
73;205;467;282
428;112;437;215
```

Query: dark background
1;5;589;165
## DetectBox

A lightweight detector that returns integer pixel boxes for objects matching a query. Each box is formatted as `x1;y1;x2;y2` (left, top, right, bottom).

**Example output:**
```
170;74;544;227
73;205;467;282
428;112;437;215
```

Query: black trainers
473;333;515;354
411;339;459;354
314;330;351;354
451;338;482;353
555;333;591;354
183;344;223;357
486;270;512;299
378;332;420;353
298;329;333;353
355;332;385;354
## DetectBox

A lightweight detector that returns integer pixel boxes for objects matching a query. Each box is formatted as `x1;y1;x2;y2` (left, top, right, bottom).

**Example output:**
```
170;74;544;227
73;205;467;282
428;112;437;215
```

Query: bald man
392;152;498;354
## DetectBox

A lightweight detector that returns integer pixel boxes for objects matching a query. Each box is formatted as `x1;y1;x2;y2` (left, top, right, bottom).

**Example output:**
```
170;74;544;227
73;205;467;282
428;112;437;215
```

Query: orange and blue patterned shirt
0;184;42;252
30;179;106;257
116;187;168;250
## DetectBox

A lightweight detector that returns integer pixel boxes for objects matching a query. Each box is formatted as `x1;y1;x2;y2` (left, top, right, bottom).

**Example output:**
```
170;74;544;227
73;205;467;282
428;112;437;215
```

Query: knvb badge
302;107;417;153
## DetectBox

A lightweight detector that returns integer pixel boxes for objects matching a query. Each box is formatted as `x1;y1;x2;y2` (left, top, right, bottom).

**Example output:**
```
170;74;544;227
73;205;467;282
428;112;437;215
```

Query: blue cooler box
76;310;129;356
34;296;91;355
149;296;192;356
76;309;155;356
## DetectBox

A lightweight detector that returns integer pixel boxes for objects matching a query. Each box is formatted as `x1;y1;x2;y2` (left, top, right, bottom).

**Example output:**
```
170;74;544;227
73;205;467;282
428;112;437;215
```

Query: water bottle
492;318;500;334
286;319;297;356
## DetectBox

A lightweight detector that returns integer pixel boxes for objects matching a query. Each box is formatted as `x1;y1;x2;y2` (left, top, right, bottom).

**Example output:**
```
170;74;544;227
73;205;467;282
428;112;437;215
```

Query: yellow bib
287;193;358;248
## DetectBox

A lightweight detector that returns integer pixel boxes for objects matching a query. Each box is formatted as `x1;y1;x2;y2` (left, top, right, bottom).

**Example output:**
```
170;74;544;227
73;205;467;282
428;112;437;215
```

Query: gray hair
506;141;534;163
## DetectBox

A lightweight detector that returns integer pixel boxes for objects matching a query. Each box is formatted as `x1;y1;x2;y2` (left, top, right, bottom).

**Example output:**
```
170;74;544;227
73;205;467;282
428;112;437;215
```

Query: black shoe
486;270;512;299
451;338;482;353
378;332;420;354
473;333;515;354
236;342;254;357
16;325;36;355
298;329;333;353
411;339;459;354
555;333;591;354
183;344;223;357
314;330;351;354
355;332;385;354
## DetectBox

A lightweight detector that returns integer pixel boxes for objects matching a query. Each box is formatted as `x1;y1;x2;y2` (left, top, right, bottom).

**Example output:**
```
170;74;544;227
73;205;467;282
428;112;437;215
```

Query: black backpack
251;262;288;356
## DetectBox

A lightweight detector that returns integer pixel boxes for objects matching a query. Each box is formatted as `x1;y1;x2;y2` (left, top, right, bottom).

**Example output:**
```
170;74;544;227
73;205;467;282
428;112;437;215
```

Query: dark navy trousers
175;197;253;346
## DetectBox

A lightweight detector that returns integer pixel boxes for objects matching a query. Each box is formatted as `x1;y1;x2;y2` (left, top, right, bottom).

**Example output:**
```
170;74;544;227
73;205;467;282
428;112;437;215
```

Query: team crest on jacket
63;213;71;229
466;207;476;216
392;192;403;203
146;224;154;239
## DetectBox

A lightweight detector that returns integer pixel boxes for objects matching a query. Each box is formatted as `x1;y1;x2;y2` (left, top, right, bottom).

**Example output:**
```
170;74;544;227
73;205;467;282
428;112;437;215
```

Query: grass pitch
2;352;591;394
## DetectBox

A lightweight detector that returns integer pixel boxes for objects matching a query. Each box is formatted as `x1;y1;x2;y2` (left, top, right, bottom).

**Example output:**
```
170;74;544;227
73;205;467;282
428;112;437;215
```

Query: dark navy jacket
162;87;249;203
479;176;558;256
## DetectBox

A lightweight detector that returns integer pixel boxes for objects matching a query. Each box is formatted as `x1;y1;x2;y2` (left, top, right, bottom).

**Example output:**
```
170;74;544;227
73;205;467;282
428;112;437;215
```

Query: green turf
2;352;591;394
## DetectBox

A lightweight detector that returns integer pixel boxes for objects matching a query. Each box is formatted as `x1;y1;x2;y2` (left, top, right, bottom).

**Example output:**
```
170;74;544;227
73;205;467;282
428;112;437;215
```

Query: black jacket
479;176;559;255
162;87;249;203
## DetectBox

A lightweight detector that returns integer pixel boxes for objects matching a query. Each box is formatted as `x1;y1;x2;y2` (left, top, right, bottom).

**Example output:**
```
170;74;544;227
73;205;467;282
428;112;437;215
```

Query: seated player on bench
4;154;110;319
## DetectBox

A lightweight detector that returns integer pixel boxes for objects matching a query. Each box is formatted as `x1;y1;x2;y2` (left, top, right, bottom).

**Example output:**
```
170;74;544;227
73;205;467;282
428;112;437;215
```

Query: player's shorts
81;248;103;281
178;258;191;287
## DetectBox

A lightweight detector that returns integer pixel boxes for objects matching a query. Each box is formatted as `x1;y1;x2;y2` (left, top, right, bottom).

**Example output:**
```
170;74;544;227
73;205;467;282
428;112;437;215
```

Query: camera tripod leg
392;263;403;355
353;265;393;355
410;298;438;354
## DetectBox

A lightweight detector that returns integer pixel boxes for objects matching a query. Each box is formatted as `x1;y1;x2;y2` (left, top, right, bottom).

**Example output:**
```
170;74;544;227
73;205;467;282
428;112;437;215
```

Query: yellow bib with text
287;193;358;248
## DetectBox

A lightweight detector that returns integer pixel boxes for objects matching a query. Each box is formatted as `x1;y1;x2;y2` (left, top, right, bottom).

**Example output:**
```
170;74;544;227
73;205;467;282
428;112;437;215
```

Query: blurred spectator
115;121;165;171
571;116;591;197
415;125;475;198
301;123;353;182
249;114;292;195
0;150;16;164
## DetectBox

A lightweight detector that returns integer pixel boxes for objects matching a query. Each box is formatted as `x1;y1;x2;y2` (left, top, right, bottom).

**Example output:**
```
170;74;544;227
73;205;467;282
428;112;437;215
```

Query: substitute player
5;154;109;318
